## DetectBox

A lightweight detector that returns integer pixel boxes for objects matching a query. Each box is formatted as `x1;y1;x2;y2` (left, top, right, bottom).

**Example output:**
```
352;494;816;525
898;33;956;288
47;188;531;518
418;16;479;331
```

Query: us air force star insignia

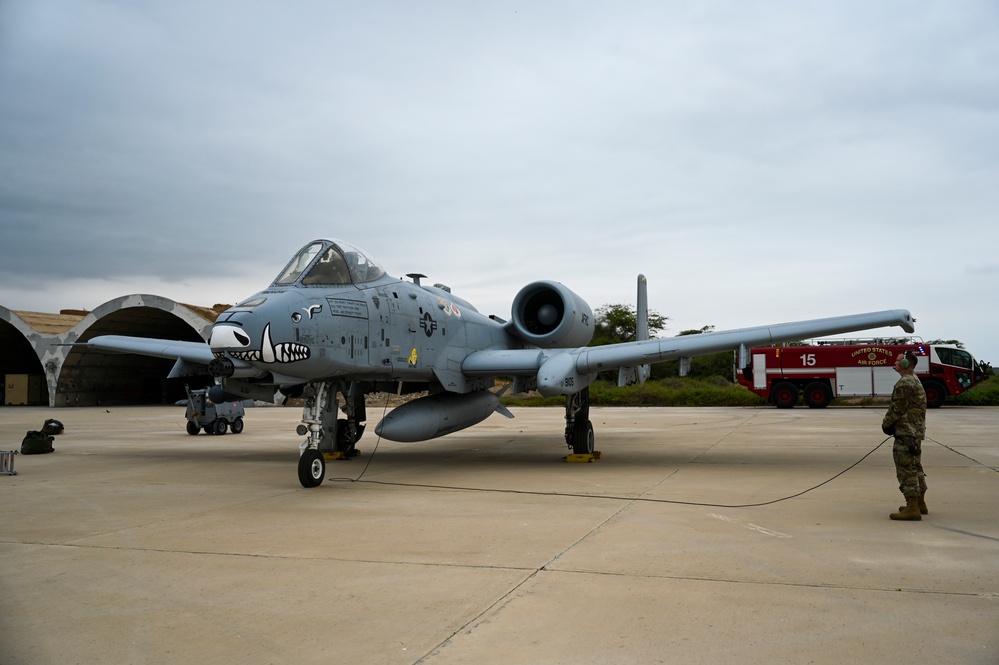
420;312;438;337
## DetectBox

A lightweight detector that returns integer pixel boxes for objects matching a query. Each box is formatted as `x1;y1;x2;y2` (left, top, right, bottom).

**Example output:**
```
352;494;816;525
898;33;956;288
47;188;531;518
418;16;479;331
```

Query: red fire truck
737;339;989;409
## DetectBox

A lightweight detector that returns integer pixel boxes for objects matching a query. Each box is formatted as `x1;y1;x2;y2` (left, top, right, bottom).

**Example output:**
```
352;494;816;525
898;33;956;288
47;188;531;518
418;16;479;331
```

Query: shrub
949;375;999;406
502;378;768;408
500;375;999;408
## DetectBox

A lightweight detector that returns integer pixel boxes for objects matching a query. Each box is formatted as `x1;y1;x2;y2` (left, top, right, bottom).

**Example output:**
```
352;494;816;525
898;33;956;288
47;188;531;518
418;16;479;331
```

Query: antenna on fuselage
407;273;427;286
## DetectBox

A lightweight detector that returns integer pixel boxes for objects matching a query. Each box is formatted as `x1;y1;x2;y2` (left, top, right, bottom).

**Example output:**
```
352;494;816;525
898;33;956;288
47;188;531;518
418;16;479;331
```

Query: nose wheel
298;449;326;488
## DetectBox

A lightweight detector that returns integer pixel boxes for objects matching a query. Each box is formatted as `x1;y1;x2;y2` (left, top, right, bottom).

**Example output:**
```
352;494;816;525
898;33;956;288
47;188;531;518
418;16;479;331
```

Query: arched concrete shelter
1;295;227;407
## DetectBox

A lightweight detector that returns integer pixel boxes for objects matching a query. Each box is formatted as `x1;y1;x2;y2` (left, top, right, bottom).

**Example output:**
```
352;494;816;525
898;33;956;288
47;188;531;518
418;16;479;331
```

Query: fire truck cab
737;340;989;409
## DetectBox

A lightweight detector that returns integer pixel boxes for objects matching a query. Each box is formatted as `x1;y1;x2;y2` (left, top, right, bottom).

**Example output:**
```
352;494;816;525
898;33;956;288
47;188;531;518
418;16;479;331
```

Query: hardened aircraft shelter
0;296;227;407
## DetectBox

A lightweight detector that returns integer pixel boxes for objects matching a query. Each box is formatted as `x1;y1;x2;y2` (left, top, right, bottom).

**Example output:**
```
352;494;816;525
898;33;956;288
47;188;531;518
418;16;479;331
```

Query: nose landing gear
296;380;368;488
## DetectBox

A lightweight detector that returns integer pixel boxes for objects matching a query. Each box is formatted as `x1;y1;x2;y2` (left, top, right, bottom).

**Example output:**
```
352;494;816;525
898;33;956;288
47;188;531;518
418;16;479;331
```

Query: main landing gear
564;387;595;456
297;380;367;488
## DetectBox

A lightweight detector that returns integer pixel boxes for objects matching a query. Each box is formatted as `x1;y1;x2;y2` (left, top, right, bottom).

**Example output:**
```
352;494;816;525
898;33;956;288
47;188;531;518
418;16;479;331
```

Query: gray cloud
2;1;997;361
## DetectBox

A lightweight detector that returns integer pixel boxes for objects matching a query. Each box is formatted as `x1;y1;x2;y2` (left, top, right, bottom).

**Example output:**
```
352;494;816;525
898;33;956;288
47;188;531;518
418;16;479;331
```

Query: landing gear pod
375;390;508;442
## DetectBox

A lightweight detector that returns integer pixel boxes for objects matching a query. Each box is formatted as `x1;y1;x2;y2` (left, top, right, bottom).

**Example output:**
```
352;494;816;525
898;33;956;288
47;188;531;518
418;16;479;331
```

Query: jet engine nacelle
508;281;594;348
374;390;505;442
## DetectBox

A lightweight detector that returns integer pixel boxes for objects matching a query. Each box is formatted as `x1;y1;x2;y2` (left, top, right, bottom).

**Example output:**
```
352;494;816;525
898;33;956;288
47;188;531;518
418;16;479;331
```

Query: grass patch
502;377;769;408
501;375;999;408
949;375;999;406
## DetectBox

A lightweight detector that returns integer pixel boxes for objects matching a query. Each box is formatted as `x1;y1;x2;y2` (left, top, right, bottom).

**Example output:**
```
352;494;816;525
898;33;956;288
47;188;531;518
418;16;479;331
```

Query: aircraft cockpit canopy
273;240;386;286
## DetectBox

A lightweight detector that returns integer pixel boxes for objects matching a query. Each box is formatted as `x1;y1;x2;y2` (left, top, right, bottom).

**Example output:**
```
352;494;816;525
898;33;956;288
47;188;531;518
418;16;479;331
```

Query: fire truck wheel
803;382;833;408
922;380;947;408
771;382;799;409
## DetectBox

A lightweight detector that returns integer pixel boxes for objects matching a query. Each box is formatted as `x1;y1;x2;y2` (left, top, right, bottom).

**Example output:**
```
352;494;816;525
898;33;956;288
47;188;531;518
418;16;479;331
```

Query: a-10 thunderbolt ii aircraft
85;238;916;487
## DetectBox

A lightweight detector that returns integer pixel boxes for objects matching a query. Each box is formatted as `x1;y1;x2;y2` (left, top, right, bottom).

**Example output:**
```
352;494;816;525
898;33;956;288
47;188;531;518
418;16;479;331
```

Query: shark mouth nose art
210;325;252;351
219;324;310;364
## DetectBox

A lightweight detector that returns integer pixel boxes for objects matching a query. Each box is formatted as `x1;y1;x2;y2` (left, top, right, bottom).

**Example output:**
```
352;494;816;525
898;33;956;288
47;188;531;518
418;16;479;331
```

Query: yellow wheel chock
564;451;602;463
324;449;361;461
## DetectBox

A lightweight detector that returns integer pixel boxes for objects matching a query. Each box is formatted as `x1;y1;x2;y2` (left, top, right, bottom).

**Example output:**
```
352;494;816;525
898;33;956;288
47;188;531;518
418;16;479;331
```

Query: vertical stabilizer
618;275;652;386
636;274;648;343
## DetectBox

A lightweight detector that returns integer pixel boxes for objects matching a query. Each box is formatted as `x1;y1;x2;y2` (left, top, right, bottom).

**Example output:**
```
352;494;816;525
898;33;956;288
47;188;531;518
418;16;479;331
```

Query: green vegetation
590;303;668;346
501;375;999;408
502;377;769;408
589;377;768;407
949;375;999;406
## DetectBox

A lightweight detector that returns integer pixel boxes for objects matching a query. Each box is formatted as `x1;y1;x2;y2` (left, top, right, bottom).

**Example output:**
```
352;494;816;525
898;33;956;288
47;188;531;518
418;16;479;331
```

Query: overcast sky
2;1;997;364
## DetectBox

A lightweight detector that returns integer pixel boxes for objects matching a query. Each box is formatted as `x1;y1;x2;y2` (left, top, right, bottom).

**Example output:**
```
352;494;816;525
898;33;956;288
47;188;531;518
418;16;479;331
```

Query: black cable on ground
326;392;391;483
331;426;894;509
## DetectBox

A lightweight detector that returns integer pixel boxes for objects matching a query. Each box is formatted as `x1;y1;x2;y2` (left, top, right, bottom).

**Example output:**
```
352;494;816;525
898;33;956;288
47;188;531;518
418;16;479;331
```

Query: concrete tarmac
1;405;997;664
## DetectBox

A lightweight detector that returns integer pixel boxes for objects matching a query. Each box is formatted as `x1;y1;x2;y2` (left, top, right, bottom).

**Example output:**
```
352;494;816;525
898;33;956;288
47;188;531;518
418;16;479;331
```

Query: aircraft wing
83;335;215;365
463;308;915;396
81;335;272;381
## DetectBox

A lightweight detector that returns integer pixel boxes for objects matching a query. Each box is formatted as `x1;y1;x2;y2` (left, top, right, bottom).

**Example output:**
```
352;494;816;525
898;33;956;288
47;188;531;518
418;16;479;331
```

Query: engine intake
508;281;594;348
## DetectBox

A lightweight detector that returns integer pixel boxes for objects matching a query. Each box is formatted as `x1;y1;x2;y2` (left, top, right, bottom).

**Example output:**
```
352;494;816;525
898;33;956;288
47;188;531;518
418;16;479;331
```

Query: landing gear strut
297;380;367;487
564;387;595;455
335;382;366;456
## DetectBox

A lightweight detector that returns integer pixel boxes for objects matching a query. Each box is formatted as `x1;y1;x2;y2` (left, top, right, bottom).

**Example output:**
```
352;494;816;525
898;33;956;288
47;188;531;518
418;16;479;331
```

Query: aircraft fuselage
207;240;516;396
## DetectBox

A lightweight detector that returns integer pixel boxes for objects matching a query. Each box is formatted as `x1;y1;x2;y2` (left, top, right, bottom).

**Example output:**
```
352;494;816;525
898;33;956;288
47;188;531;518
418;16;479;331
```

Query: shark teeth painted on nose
273;343;310;363
228;324;310;364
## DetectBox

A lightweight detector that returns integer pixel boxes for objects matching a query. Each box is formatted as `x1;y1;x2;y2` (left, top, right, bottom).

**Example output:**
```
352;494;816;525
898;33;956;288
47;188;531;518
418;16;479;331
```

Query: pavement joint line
686;409;764;464
415;567;544;663
10;490;309;545
926;436;999;473
0;540;547;571
925;524;999;542
25;538;979;602
419;489;639;662
535;567;998;599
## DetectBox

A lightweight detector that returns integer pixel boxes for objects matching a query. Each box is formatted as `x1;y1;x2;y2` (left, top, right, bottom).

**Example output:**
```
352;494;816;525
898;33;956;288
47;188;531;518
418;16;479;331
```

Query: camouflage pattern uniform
882;372;927;499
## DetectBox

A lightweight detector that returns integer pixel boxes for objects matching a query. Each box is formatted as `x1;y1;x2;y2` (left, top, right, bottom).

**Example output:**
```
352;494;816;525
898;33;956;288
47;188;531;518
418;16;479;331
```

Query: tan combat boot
890;497;922;521
898;494;928;515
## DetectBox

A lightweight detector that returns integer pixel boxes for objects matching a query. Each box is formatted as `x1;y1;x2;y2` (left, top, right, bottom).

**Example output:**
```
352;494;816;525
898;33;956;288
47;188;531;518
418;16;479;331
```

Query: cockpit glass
274;242;323;285
273;240;387;287
302;247;351;285
338;241;386;283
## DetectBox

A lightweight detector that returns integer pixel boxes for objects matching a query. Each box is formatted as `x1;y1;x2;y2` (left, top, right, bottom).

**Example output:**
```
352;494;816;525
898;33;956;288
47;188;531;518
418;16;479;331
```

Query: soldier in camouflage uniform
882;350;927;521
